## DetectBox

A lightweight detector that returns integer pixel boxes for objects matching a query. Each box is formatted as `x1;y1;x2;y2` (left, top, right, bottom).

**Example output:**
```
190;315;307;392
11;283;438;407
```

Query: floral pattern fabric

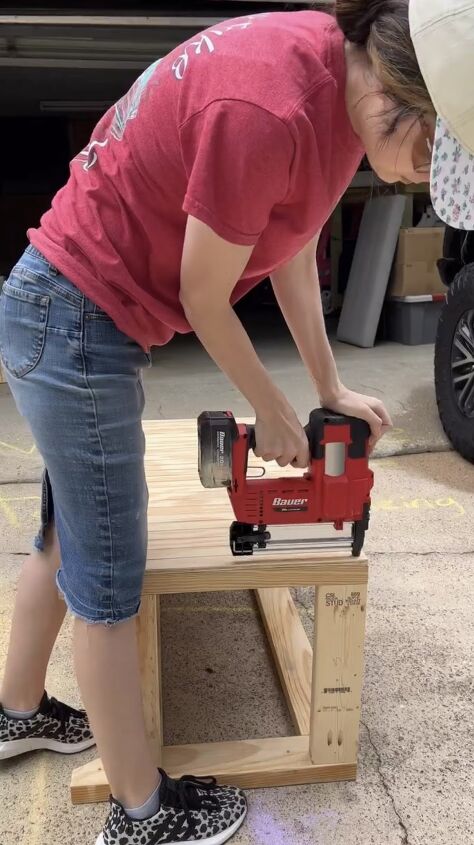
431;116;474;230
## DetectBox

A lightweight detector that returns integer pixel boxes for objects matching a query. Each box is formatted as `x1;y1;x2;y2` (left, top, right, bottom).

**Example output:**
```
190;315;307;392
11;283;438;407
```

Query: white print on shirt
74;58;162;171
73;14;268;171
111;58;162;141
78;139;109;171
172;19;255;80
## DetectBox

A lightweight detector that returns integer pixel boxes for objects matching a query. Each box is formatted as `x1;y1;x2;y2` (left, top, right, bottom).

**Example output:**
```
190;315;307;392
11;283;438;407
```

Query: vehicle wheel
435;264;474;462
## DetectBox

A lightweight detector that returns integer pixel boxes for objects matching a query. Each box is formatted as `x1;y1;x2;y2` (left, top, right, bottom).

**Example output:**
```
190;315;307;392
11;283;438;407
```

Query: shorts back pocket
0;282;50;378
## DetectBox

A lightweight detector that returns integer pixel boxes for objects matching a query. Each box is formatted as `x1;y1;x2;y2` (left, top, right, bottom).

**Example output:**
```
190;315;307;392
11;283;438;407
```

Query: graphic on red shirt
75;59;163;171
74;16;266;172
29;11;364;350
170;17;263;80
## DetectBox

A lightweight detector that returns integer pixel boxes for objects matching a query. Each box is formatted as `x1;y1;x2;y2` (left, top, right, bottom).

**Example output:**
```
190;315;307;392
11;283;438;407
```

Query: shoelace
161;770;222;813
124;771;223;837
48;696;86;724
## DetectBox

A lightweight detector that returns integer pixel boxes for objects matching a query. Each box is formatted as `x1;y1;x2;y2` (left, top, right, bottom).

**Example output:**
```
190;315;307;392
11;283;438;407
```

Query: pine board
71;736;356;804
310;584;368;765
256;588;312;735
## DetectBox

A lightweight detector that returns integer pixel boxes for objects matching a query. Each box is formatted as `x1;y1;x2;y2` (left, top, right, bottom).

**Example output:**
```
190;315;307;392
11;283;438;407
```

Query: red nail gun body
198;409;374;557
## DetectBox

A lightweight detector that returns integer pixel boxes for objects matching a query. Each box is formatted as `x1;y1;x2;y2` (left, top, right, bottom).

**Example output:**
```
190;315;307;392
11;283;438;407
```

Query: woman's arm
271;235;341;402
271;236;392;447
180;215;309;467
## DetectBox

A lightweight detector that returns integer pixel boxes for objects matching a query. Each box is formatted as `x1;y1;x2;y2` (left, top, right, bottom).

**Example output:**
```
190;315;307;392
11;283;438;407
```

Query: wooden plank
256;588;312;735
136;595;162;762
143;557;367;595
309;584;368;766
141;419;367;586
71;736;356;804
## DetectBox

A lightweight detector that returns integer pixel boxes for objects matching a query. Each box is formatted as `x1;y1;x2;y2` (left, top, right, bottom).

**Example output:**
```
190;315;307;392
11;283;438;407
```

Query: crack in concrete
295;600;314;622
0;478;42;486
291;588;314;615
361;720;410;845
370;549;474;557
372;445;451;459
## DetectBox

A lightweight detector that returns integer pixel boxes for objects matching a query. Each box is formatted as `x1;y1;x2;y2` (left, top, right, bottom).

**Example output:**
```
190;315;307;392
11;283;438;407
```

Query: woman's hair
315;0;434;133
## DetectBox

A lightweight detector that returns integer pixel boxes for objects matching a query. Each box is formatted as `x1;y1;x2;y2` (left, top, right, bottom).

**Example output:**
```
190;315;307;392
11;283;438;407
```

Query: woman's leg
1;525;66;711
1;250;247;843
74;618;159;807
1;250;158;805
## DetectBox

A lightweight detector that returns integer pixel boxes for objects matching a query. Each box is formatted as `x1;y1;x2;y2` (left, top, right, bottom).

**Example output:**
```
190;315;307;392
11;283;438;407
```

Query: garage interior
0;5;472;845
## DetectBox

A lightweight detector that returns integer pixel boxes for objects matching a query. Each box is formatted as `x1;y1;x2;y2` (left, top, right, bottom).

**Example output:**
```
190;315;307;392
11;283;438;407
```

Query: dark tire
435;265;474;463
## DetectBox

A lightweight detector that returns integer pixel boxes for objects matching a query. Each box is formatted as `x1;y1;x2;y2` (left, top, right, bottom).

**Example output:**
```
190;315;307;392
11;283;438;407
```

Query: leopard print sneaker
97;769;247;845
0;691;94;760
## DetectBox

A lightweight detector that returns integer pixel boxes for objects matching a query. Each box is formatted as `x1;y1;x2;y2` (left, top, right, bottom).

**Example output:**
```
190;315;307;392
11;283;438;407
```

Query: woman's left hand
320;385;393;452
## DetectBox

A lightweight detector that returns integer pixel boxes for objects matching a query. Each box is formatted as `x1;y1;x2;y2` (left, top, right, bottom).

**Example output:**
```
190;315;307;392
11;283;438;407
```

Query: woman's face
360;94;434;186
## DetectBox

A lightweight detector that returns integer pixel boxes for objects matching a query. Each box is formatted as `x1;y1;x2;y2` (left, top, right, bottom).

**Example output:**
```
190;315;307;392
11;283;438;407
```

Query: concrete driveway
0;330;472;845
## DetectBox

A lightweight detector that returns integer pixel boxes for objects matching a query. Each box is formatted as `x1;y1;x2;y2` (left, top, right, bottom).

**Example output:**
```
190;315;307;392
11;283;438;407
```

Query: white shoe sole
0;736;95;760
95;805;247;845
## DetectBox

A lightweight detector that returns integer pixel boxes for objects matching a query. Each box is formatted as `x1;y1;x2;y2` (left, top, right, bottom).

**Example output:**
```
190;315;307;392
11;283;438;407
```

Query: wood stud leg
309;584;368;766
255;588;312;736
137;594;163;763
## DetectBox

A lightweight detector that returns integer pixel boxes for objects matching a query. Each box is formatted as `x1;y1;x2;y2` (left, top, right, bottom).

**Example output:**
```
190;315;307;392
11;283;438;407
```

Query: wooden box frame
70;422;368;804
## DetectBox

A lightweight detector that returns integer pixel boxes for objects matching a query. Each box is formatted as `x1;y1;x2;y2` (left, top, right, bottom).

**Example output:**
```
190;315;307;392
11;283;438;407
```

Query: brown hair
316;0;434;133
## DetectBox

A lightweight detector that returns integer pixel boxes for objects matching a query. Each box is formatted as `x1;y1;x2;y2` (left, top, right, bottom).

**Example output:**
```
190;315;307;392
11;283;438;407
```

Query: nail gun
198;409;373;558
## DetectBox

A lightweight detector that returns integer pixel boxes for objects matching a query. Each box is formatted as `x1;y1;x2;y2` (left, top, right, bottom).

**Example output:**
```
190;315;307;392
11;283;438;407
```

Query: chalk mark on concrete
373;496;465;516
0;440;36;457
0;495;40;527
23;754;48;845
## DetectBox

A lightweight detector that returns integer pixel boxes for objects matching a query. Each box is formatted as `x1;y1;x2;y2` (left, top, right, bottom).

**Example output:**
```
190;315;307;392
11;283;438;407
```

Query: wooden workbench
71;419;368;804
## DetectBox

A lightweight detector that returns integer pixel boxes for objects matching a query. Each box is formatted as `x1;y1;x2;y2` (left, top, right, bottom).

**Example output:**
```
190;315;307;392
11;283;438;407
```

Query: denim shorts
0;245;151;624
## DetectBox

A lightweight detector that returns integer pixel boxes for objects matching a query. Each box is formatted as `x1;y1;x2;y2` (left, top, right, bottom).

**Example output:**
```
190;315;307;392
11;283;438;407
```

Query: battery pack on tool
197;409;373;557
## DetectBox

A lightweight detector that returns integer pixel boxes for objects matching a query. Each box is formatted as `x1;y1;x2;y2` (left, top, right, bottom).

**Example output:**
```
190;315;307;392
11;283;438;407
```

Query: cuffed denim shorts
0;245;151;624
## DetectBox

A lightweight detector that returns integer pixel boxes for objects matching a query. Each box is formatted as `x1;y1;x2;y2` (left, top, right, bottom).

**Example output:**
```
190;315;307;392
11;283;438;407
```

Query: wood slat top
142;420;368;590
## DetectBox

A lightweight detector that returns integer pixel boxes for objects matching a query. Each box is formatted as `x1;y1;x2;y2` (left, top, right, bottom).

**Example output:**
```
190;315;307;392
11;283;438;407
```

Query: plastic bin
386;294;446;345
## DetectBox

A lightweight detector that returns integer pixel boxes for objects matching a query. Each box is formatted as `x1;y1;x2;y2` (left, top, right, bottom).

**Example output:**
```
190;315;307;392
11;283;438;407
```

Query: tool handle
245;410;370;461
246;425;256;452
306;408;370;459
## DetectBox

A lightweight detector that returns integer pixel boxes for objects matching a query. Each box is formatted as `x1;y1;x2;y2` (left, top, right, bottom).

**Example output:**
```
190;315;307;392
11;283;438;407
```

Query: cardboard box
389;227;446;297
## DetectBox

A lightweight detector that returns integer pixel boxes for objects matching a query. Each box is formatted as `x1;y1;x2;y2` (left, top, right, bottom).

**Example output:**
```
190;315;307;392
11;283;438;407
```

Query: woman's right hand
254;400;310;468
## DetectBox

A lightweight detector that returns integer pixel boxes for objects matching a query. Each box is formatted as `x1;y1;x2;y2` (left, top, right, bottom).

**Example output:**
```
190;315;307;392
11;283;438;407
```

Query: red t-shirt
29;11;363;350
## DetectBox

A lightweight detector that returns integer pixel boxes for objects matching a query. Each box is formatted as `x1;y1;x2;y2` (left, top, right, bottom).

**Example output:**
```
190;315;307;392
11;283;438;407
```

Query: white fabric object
410;0;474;229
